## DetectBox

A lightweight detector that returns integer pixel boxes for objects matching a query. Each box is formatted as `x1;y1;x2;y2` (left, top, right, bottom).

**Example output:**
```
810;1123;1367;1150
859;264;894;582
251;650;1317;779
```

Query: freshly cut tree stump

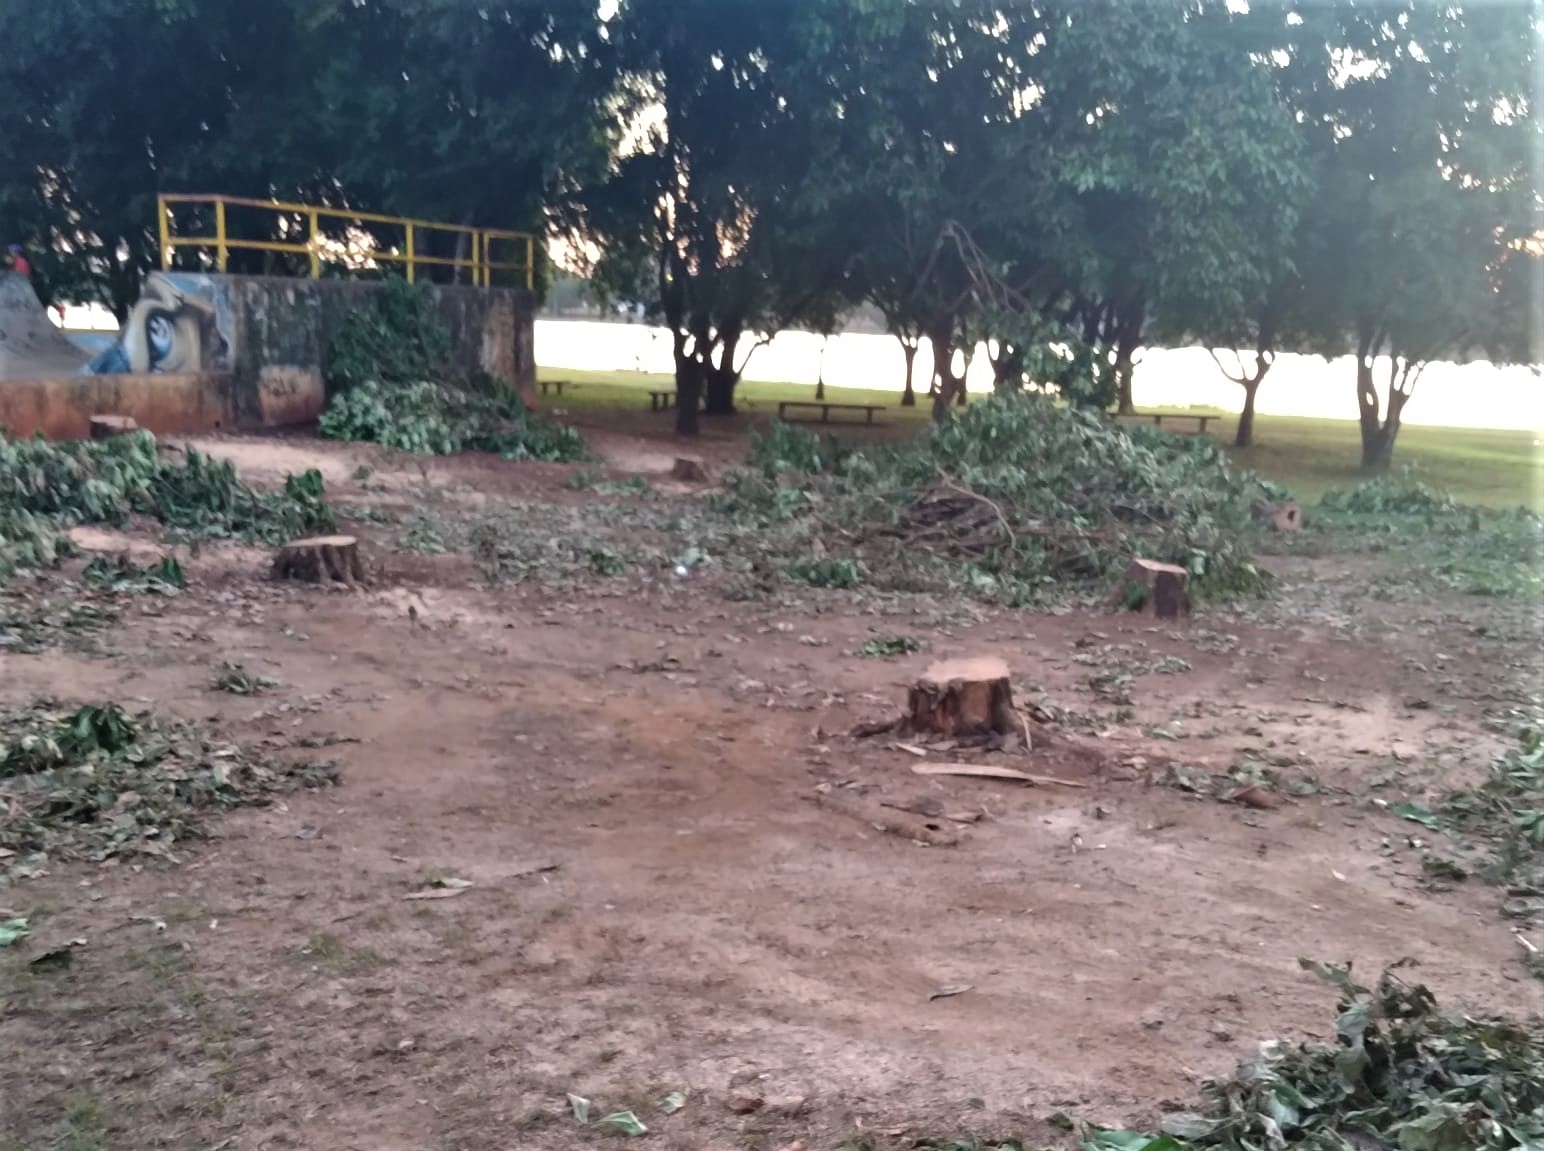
1252;499;1303;533
1113;557;1190;619
272;535;365;585
903;657;1018;738
671;456;710;483
89;415;139;440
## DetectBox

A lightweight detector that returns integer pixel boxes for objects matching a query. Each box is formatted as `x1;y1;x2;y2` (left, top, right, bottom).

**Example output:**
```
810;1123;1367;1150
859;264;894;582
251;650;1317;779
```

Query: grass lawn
537;366;1542;510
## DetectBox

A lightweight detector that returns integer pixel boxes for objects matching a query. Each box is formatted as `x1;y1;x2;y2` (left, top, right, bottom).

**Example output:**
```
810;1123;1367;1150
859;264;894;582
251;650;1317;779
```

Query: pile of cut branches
319;278;586;461
720;395;1272;603
0;702;340;880
0;429;334;583
1090;959;1543;1151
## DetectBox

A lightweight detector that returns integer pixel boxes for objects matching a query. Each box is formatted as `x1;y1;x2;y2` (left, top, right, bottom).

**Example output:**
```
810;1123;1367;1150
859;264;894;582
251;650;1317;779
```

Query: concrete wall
0;275;535;440
0;372;233;440
224;276;536;427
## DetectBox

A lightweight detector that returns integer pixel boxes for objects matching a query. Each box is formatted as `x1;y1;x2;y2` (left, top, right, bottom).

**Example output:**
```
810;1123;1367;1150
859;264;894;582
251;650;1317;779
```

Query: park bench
648;389;676;411
1128;412;1214;435
538;378;569;397
777;400;885;425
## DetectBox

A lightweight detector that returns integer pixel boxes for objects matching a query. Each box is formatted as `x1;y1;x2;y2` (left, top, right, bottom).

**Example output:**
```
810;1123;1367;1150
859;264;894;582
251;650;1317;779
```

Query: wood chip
403;886;470;901
910;762;1090;788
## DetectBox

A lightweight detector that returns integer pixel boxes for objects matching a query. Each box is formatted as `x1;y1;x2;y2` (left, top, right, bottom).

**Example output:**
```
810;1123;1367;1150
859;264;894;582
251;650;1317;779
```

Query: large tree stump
1252;499;1303;533
671;456;710;483
903;657;1018;738
272;536;365;585
89;415;139;440
1113;557;1190;619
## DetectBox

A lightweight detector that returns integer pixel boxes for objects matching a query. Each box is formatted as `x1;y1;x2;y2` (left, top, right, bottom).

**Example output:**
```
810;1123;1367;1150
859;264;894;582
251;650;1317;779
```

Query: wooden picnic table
777;400;885;425
1125;412;1214;434
538;379;568;397
648;389;676;411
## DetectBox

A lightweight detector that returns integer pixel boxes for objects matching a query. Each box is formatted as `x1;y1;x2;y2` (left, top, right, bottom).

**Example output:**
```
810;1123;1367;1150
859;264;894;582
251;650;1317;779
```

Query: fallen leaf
599;1110;648;1136
1230;786;1278;810
567;1094;591;1123
658;1091;687;1114
928;983;973;1001
726;1091;765;1114
0;918;29;947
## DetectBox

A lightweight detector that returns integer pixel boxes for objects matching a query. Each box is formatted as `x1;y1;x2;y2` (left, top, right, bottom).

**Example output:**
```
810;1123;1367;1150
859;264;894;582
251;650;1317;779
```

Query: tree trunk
927;317;959;424
991;343;1023;393
1235;375;1261;448
674;337;703;437
1355;355;1383;470
955;340;972;407
703;327;740;416
1114;326;1140;416
899;339;918;408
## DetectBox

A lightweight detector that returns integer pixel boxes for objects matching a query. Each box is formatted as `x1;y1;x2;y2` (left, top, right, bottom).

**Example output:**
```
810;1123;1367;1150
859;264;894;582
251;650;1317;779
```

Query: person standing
6;243;30;278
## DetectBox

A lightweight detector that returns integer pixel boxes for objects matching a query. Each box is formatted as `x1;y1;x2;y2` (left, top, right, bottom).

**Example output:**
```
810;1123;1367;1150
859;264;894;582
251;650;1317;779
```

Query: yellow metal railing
157;194;535;290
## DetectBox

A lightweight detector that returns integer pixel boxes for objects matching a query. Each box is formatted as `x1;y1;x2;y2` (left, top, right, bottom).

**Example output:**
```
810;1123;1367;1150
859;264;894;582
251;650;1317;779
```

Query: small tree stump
89;415;139;440
1113;558;1190;619
671;456;710;483
1252;499;1302;532
272;535;365;585
904;657;1018;738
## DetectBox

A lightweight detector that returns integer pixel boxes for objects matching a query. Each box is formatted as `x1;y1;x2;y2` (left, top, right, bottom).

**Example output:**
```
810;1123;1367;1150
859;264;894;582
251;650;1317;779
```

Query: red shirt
10;255;29;277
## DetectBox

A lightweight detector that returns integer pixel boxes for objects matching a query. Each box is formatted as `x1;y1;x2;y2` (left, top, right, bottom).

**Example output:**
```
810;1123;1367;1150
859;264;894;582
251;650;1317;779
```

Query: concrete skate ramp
0;272;89;379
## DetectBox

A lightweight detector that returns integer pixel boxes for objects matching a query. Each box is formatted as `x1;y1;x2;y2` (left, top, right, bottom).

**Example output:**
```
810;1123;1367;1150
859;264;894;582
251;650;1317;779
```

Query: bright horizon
536;317;1544;434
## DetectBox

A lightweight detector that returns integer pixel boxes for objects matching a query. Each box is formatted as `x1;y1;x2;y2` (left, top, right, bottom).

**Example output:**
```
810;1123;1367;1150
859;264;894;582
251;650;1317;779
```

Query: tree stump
89;415;139;440
671;456;710;483
1252;499;1302;533
272;536;365;585
1113;558;1190;619
903;657;1018;738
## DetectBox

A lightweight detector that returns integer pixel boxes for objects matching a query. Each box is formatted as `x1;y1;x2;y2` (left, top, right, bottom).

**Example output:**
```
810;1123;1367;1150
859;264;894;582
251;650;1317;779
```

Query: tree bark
674;335;703;438
1114;324;1140;416
991;343;1024;393
927;314;960;423
1236;374;1261;448
899;338;918;408
703;326;740;416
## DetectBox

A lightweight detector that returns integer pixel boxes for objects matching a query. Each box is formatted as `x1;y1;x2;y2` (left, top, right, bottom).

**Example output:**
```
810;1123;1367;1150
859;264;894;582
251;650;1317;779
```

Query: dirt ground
2;423;1540;1151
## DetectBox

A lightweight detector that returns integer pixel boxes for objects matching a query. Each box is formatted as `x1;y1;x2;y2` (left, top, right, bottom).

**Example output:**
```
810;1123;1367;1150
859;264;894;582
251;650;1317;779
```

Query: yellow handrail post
158;196;172;270
525;235;535;291
215;198;228;272
472;231;483;287
405;223;416;284
308;209;320;278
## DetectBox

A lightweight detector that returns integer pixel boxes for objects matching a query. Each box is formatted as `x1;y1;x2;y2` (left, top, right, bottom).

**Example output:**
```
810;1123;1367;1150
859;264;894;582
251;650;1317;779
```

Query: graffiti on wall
86;273;233;375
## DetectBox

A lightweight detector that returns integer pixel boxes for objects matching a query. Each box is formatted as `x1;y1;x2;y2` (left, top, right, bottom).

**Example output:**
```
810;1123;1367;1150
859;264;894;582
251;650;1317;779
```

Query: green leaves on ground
0;429;335;584
722;396;1274;605
858;635;924;659
320;279;586;462
83;554;185;593
0;702;341;882
1311;477;1542;599
1092;959;1544;1151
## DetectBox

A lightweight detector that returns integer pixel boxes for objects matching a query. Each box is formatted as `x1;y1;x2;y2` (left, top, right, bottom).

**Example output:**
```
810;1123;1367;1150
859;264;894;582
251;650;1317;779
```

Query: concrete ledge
0;372;235;440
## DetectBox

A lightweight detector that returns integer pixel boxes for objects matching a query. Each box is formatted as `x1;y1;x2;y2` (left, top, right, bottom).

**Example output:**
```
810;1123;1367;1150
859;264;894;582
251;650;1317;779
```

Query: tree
582;0;867;435
0;0;614;314
1285;2;1539;470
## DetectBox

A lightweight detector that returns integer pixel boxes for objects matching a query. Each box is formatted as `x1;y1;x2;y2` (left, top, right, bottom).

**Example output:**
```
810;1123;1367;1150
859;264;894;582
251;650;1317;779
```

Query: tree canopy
0;0;1535;461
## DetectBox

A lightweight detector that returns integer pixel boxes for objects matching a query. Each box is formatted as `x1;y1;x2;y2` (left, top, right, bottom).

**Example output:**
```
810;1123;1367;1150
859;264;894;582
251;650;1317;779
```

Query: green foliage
1093;959;1544;1151
788;557;862;589
0;430;334;584
1437;727;1544;923
1312;477;1542;599
731;395;1272;603
0;701;340;879
82;555;185;593
857;635;923;659
320;282;586;462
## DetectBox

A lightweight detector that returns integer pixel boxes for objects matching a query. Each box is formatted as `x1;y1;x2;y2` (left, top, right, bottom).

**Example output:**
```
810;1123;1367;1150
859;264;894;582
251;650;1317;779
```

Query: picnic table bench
1126;412;1214;434
777;400;885;425
538;378;569;397
648;389;677;411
